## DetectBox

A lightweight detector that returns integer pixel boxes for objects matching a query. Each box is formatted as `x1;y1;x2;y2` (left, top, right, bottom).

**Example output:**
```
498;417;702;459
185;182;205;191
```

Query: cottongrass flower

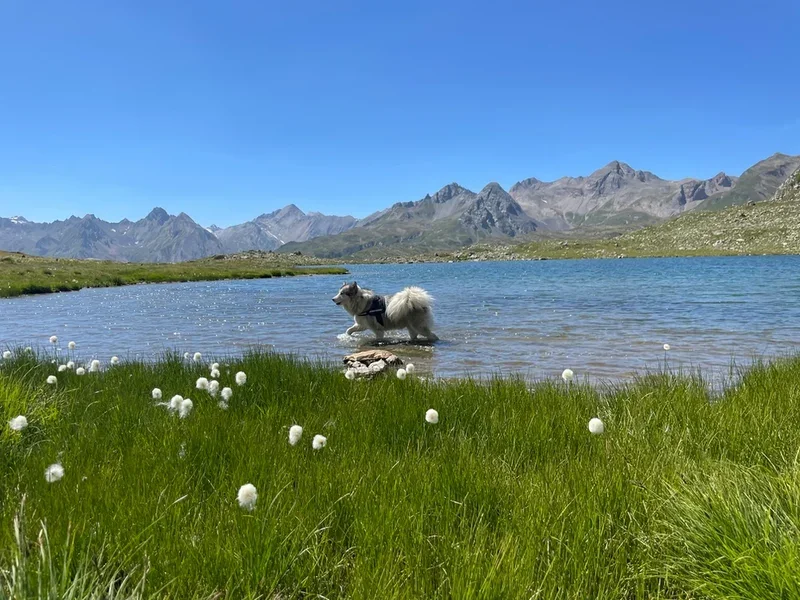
25;347;32;353
211;362;220;371
425;409;439;424
179;398;193;419
289;425;303;446
237;483;258;511
46;375;57;385
66;361;75;370
406;363;416;374
110;356;119;365
196;377;209;390
209;380;220;396
2;350;11;360
68;341;76;350
45;463;64;483
58;364;67;372
193;352;202;362
344;369;356;381
89;359;101;372
663;343;671;351
588;417;605;435
235;371;247;386
221;387;232;401
312;434;327;450
184;352;191;360
218;400;229;410
76;367;86;376
49;336;58;344
396;368;407;380
152;388;162;400
169;395;183;412
210;368;220;379
562;369;574;383
9;415;28;431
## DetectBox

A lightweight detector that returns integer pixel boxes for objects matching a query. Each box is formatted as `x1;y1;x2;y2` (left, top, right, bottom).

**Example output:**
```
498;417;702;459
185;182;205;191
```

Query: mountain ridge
2;152;798;262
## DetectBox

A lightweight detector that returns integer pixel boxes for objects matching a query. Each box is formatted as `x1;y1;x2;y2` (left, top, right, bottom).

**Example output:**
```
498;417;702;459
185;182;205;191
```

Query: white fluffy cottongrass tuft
211;362;220;371
221;387;232;401
46;375;57;385
49;336;58;344
344;369;356;380
25;347;32;353
289;425;303;446
562;368;574;382
2;350;11;360
89;359;101;372
9;415;28;431
210;368;220;379
396;368;407;380
663;343;671;351
406;363;416;374
588;417;605;435
58;364;67;372
68;341;76;350
76;367;86;376
179;398;193;419
209;380;220;396
425;409;439;424
152;388;162;400
312;434;327;450
110;356;119;365
169;395;183;412
193;352;202;362
45;463;64;483
196;377;209;390
184;352;190;360
237;483;258;511
66;361;75;370
235;371;247;386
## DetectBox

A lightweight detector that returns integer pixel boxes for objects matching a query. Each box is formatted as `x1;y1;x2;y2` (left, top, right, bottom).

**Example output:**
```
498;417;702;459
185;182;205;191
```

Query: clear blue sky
1;0;798;226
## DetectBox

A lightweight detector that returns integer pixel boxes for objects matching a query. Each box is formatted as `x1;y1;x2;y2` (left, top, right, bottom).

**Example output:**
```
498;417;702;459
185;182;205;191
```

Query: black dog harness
358;295;387;326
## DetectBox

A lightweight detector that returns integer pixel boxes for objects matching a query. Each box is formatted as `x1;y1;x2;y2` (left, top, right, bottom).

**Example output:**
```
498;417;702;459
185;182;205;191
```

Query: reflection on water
1;256;799;383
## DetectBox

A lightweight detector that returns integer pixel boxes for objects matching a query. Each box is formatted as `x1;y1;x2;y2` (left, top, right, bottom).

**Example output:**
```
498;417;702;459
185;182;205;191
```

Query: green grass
3;350;800;598
0;252;348;298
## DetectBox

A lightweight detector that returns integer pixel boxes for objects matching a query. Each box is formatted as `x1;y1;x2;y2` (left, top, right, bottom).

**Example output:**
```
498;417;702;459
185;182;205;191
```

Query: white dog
332;281;439;341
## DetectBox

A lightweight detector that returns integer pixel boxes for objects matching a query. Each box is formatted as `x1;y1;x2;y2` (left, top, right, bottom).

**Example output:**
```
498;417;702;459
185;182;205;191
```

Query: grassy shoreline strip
0;252;347;299
2;350;800;597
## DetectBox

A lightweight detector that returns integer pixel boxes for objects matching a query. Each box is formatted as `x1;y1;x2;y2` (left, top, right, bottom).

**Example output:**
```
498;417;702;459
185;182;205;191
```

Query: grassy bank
0;251;347;298
3;349;800;598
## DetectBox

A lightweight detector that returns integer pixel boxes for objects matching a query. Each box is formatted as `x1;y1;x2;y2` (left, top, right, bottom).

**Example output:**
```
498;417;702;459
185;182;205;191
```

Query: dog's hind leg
419;326;439;341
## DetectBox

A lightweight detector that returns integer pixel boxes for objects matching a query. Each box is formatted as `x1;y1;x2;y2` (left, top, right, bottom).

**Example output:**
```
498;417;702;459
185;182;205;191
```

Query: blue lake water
2;256;799;382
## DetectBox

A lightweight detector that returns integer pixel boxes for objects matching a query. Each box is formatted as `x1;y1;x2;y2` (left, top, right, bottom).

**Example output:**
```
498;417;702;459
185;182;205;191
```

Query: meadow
0;251;347;298
2;344;800;598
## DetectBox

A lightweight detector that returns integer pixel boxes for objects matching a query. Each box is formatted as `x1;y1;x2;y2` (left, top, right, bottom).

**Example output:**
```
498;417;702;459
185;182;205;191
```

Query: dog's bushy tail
386;286;434;324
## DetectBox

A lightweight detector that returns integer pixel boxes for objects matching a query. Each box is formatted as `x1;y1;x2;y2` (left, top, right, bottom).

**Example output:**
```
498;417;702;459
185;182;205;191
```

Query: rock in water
343;350;404;367
343;350;403;377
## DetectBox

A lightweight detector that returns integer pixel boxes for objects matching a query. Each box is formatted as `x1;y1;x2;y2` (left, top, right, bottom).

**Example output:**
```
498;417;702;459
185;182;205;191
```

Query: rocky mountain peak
145;207;170;225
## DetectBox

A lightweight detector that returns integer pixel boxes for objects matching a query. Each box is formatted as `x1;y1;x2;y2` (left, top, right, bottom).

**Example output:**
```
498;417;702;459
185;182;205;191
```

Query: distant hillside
0;206;356;263
3;152;798;262
695;153;800;211
508;161;738;230
279;182;540;258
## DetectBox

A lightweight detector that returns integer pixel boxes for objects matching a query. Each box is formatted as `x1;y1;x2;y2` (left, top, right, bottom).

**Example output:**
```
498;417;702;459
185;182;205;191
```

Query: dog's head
332;281;360;307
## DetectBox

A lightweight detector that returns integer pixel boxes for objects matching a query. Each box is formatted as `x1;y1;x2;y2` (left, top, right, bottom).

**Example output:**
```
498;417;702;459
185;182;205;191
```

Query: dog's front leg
346;323;366;336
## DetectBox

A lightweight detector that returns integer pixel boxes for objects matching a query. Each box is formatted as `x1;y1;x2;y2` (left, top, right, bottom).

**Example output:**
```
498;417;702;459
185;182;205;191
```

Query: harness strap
358;296;387;326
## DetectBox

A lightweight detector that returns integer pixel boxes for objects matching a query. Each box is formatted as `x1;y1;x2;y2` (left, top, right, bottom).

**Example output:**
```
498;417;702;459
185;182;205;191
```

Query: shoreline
0;250;347;299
